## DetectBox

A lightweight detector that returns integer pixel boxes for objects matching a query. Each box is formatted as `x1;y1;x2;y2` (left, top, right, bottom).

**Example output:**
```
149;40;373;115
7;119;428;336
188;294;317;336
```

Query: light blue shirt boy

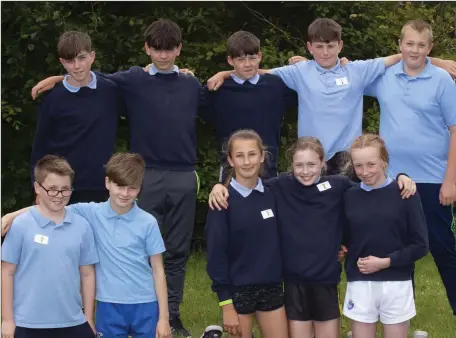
365;59;456;183
272;58;386;160
67;200;165;304
1;207;98;328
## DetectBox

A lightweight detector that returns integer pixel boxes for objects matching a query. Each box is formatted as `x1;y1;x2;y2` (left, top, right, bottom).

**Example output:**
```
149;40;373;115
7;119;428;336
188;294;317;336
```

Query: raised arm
31;76;64;100
430;58;456;78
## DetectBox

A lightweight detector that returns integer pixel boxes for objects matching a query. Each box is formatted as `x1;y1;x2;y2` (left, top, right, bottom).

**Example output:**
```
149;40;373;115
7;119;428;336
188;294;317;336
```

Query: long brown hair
223;129;267;186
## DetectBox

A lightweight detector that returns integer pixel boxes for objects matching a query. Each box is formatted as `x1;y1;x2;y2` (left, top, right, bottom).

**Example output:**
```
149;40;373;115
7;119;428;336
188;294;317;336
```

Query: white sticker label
335;77;349;86
34;234;49;245
317;181;332;192
261;209;274;219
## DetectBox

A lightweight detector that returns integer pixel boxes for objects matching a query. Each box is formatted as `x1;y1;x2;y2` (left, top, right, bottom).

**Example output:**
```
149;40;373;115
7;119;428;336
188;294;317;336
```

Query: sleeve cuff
219;299;233;307
217;289;232;303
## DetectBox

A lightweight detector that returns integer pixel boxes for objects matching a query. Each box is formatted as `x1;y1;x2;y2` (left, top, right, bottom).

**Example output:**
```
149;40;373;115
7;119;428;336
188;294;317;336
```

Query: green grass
179;252;456;338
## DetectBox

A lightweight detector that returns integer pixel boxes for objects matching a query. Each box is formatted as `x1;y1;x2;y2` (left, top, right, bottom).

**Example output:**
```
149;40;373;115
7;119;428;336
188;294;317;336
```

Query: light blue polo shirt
365;59;456;183
272;58;386;160
62;71;97;92
67;200;166;304
1;207;98;328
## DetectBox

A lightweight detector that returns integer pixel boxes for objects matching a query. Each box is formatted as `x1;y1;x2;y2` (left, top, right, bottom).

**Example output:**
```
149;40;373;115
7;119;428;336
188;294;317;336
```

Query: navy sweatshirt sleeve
197;85;212;123
284;87;298;109
205;208;231;302
388;193;429;267
30;94;53;183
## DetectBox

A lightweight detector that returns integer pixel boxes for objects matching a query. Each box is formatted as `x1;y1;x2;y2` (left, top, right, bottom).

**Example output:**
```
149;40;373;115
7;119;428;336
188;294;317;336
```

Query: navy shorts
14;322;94;338
232;283;284;315
96;301;159;337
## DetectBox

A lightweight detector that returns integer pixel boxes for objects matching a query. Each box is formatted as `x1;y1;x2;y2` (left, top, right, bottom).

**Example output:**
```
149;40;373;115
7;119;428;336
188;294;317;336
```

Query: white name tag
34;234;49;245
261;209;274;219
335;77;349;86
317;181;332;192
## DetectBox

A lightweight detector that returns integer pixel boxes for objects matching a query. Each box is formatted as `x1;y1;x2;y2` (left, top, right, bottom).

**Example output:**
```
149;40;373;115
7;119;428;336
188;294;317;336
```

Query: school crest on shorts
347;299;354;310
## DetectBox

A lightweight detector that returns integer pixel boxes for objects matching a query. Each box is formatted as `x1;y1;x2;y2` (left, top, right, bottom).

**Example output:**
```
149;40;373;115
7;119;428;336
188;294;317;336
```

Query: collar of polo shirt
30;206;73;228
230;177;264;198
101;199;139;221
315;58;342;75
148;63;180;76
394;57;432;79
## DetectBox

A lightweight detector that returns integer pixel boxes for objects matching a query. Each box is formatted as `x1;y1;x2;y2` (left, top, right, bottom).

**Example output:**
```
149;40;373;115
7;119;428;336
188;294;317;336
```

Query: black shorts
285;282;340;322
232;283;284;315
14;322;94;338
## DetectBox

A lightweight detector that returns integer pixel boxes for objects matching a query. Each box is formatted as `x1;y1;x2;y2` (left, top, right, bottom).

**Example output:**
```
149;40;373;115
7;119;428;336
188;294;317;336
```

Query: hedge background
2;1;455;242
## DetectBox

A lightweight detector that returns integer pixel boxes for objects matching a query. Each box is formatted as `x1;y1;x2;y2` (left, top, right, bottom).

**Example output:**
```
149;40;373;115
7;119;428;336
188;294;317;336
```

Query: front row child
205;129;288;338
1;155;98;338
1;153;172;338
208;134;419;338
342;134;429;338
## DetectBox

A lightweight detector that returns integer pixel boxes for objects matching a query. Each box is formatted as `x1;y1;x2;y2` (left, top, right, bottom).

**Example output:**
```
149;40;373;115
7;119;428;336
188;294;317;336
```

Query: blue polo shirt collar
230;178;264;197
360;175;394;192
63;71;97;93
30;206;73;228
148;64;179;75
101;199;139;221
230;73;260;85
394;58;432;79
315;59;342;75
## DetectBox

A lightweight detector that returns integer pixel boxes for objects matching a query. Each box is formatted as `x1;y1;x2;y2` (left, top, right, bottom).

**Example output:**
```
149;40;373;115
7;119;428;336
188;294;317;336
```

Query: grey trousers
138;168;197;317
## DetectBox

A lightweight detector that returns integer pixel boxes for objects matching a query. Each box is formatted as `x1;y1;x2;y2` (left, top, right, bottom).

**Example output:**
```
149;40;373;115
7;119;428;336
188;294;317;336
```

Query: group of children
1;13;455;338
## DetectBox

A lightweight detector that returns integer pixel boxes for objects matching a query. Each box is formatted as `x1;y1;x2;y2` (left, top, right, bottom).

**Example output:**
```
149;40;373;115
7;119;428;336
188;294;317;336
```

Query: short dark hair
58;31;92;60
144;19;182;50
307;18;342;43
34;155;74;184
227;31;261;58
105;152;145;188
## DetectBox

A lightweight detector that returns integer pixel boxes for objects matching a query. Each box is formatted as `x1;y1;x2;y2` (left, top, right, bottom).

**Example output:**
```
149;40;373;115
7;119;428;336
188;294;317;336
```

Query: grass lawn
179;252;455;338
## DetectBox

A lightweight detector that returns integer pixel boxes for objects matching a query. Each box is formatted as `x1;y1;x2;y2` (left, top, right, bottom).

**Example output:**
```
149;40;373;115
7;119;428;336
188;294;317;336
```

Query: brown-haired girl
205;129;288;338
342;134;428;338
209;135;416;338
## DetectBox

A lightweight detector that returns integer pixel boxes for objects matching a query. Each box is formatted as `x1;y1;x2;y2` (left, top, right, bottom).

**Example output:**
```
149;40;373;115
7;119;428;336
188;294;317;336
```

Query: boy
364;20;456;319
208;18;453;177
30;19;204;336
31;31;121;204
1;155;98;338
2;153;172;337
204;30;297;180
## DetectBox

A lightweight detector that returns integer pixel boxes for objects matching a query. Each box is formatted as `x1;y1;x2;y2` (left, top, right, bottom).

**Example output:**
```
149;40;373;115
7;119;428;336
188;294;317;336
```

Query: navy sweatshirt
205;184;282;302
205;74;297;178
344;181;429;282
99;67;205;171
30;77;120;191
266;173;353;284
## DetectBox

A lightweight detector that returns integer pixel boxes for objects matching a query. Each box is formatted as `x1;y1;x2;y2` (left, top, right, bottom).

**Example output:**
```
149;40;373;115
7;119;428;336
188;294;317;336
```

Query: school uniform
272;58;386;173
342;178;429;324
365;59;456;315
205;179;283;314
67;200;165;337
1;207;98;338
99;64;206;317
205;73;297;180
266;173;353;321
30;72;120;203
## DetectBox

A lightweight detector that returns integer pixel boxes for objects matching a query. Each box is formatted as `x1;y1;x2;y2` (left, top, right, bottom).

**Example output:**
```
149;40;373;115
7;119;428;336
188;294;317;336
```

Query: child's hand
338;245;348;262
357;256;390;274
209;184;229;210
207;73;226;91
1;214;14;237
31;78;58;100
1;318;16;338
288;55;308;65
155;318;172;338
222;304;242;336
397;175;416;199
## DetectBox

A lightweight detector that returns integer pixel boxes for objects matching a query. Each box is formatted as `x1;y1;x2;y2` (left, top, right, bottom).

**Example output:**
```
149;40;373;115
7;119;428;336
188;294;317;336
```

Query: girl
205;129;288;338
209;136;416;338
342;134;428;338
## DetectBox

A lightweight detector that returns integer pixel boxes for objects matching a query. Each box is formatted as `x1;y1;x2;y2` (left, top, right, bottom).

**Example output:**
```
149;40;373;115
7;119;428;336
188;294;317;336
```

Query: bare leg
288;319;314;338
227;313;254;338
314;318;340;338
351;320;376;338
383;320;409;338
256;306;288;338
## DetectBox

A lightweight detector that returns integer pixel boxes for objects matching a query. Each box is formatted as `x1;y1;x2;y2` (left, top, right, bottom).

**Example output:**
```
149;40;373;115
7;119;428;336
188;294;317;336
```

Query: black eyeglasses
38;182;73;197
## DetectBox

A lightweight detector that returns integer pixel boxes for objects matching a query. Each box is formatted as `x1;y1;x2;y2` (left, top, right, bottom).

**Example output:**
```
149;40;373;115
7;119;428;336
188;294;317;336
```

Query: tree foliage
2;2;455;233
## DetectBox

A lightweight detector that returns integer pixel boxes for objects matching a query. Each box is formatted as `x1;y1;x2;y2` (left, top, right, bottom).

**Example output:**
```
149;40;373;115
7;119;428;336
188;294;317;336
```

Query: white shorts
343;280;416;324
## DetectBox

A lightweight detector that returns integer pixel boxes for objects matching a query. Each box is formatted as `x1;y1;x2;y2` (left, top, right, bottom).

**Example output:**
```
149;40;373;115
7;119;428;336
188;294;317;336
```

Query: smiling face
307;40;343;69
292;149;325;186
34;173;72;213
105;178;140;213
351;146;387;187
227;138;264;182
60;50;95;84
399;26;433;73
